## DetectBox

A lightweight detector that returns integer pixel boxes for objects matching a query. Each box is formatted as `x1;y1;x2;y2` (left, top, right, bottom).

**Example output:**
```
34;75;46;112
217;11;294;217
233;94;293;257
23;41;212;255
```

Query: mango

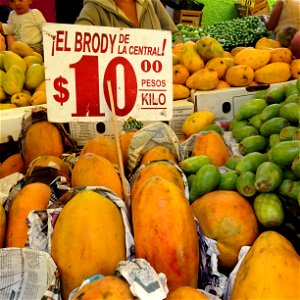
30;90;47;105
11;41;34;57
0;69;5;86
0;86;6;102
23;55;43;68
186;68;219;90
195;37;224;62
25;63;45;90
2;64;25;95
11;92;31;107
173;83;190;100
3;51;26;72
0;53;4;70
225;64;254;87
254;62;291;84
179;41;204;74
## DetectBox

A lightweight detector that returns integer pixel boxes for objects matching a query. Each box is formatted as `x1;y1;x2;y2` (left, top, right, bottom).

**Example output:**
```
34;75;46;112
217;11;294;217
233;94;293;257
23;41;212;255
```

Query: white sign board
43;23;173;123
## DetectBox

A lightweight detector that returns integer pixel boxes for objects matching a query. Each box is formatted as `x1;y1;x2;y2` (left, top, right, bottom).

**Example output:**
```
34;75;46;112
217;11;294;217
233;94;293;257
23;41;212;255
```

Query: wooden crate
236;0;269;17
173;10;203;27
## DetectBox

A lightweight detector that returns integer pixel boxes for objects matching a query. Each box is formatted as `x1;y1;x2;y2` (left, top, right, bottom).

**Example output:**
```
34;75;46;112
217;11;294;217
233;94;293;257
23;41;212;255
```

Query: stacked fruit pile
0;76;299;299
172;36;300;100
0;41;46;109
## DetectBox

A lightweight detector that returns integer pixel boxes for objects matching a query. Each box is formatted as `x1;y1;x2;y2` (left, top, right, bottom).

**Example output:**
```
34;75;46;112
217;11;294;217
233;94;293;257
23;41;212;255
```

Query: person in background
75;0;180;41
260;0;300;48
0;0;46;54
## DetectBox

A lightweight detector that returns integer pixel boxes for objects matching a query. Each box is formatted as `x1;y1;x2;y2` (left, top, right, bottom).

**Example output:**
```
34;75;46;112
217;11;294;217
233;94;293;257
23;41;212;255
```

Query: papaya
230;231;300;300
179;155;211;174
182;110;216;137
173;83;190;100
239;135;269;155
261;103;282;121
236;170;257;197
131;160;185;200
132;176;199;292
265;85;286;104
225;155;241;170
5;182;51;247
225;64;254;87
51;190;126;300
71;153;123;200
25;63;45;90
232;125;258;142
69;276;134;300
22;120;64;166
192;130;231;167
279;126;298;141
186;68;219;91
80;135;119;166
140;145;177;165
259;117;290;137
166;286;209;300
254;62;291;84
191;190;258;270
270;140;300;167
217;170;238;191
279;102;300;124
0;204;6;248
233;48;271;70
0;153;26;178
2;64;25;95
235;152;268;174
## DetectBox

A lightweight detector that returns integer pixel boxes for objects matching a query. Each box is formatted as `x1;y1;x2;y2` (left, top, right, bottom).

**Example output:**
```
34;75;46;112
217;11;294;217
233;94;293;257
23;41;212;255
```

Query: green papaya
281;94;300;105
189;164;221;202
252;89;267;100
269;133;281;148
284;81;299;97
265;85;286;104
202;123;223;135
279;126;298;141
235;99;267;121
217;170;238;190
253;193;284;227
225;155;241;170
187;174;196;191
291;154;300;178
229;118;248;131
289;181;300;201
254;161;283;192
278;178;294;197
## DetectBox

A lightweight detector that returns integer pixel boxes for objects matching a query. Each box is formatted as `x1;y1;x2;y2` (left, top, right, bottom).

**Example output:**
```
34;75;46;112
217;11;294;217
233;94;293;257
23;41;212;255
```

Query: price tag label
241;0;255;8
43;23;173;123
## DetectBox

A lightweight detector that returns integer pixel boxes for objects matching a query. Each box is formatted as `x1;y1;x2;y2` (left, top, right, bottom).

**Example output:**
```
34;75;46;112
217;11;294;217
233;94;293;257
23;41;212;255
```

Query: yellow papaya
51;190;126;300
132;176;199;292
254;62;291;84
231;231;300;299
2;64;25;95
25;63;45;90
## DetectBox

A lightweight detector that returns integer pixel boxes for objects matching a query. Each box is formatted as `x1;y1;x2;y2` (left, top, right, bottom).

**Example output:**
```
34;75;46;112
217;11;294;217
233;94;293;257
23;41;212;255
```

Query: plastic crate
236;0;269;17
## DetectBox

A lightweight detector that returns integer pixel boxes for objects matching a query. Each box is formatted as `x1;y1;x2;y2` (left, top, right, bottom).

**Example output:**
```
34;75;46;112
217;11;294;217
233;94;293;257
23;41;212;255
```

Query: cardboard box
191;80;296;129
69;99;194;146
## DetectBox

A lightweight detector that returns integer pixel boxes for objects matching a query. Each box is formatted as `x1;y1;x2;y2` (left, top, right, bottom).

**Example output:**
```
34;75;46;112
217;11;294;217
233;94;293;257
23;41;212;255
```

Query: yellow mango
233;48;271;70
25;63;45;90
182;110;216;137
290;59;300;79
0;69;5;87
255;37;281;49
3;51;26;72
11;92;31;107
186;68;219;90
254;62;291;84
35;80;46;92
2;64;25;95
0;103;17;110
11;41;34;57
173;83;190;100
30;90;47;105
225;65;254;87
231;231;300;300
23;55;43;68
0;86;7;102
0;53;4;70
179;41;204;74
269;47;293;64
205;57;229;79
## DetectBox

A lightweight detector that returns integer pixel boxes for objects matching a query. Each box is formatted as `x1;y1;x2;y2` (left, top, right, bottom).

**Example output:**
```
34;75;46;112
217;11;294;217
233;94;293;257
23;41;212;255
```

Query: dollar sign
53;76;70;106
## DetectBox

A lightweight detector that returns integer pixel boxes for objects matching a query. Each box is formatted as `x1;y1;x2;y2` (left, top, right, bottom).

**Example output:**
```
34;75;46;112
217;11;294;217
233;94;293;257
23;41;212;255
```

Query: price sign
241;0;255;8
43;23;173;123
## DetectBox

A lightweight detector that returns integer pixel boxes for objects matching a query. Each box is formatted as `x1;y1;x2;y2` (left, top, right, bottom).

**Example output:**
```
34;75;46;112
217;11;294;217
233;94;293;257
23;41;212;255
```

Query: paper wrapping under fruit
127;121;182;175
0;247;60;300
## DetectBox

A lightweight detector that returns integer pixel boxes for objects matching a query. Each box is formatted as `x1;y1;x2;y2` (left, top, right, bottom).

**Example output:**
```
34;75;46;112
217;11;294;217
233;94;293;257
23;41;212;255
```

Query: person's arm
263;0;284;31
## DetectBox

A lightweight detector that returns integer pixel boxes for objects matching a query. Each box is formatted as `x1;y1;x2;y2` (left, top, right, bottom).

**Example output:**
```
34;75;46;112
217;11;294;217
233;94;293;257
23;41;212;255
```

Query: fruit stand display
0;32;300;299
